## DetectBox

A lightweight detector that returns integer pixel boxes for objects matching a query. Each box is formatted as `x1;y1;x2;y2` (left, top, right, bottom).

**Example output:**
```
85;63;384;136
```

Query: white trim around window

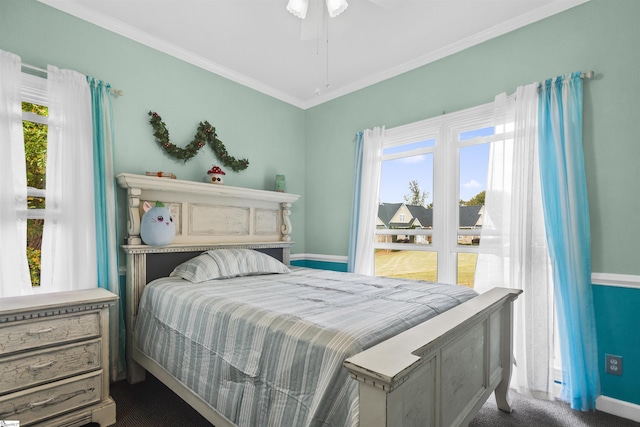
376;102;493;284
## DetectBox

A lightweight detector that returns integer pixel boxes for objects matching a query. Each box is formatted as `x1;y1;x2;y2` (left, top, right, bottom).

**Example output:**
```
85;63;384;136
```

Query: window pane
23;102;48;192
23;102;47;287
375;249;437;282
459;126;494;141
459;143;489;204
459;143;488;247
379;152;434;244
27;219;43;287
457;253;477;288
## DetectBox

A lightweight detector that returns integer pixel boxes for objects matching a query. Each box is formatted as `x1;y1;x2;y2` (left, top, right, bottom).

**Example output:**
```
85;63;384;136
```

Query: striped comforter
134;267;477;427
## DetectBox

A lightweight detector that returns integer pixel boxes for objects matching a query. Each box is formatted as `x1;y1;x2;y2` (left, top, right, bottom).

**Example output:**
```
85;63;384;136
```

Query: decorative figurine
275;174;286;192
207;165;225;184
140;201;175;246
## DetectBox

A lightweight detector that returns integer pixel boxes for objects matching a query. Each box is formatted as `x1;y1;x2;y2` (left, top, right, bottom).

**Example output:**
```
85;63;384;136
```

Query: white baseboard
596;395;640;423
290;253;348;263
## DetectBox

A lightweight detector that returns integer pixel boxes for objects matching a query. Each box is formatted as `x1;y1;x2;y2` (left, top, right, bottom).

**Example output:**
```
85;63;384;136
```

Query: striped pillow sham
170;248;290;283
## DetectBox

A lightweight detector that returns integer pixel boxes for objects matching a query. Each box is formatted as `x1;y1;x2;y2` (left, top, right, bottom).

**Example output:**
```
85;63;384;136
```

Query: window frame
21;72;49;287
22;73;48;221
375;103;494;285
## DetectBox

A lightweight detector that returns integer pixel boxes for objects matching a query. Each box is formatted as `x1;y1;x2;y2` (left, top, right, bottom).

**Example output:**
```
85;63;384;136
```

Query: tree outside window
23;102;48;287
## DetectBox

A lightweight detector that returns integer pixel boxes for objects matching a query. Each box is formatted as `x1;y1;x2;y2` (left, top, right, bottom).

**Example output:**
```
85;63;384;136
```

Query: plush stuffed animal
140;201;175;246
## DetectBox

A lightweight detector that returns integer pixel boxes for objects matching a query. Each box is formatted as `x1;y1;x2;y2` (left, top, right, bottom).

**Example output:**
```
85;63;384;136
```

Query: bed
117;173;521;427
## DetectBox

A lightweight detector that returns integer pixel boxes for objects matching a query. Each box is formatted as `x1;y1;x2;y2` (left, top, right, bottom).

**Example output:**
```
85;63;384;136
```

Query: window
23;102;48;286
22;73;48;287
374;104;493;287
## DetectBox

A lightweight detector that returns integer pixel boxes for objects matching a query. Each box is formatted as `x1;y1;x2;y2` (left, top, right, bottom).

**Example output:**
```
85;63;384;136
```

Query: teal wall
2;0;639;409
0;0;307;254
291;259;348;272
593;285;640;405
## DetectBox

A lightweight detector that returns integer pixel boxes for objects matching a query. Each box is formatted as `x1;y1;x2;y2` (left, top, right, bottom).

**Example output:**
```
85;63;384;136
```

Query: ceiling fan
287;0;395;40
286;0;394;93
286;0;349;19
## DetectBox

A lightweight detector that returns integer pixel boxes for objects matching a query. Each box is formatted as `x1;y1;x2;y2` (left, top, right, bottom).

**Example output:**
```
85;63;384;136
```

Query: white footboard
344;287;521;427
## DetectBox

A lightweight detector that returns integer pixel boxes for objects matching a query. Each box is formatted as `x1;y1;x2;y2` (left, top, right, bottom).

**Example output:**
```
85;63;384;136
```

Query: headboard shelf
117;173;300;246
117;173;300;204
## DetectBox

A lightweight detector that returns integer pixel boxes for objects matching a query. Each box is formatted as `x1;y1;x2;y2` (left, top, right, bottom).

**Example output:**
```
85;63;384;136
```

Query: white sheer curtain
0;50;32;297
40;66;97;293
475;83;556;400
349;127;384;275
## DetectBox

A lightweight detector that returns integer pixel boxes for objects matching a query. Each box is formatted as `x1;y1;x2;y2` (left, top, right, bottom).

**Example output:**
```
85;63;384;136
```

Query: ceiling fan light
287;0;309;19
326;0;348;17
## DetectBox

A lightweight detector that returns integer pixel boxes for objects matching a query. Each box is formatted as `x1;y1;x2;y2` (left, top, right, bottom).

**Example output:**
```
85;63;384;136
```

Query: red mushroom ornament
207;165;226;185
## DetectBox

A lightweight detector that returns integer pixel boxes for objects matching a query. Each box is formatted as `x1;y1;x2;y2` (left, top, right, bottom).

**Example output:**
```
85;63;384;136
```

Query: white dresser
0;288;117;426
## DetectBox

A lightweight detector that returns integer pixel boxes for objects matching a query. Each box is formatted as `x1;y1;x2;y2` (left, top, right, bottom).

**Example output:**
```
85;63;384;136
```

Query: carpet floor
99;375;639;426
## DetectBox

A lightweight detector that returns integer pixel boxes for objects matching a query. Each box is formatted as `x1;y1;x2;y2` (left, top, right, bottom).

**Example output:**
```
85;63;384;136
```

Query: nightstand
0;288;117;426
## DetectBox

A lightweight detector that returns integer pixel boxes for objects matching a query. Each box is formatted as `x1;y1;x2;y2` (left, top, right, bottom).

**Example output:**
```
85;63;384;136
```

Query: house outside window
374;104;493;288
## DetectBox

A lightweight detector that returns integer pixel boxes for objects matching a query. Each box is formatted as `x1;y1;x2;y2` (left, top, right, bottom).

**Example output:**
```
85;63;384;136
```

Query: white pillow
170;248;290;283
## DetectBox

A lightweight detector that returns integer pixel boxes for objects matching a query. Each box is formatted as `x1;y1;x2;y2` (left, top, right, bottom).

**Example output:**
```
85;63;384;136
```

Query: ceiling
38;0;588;109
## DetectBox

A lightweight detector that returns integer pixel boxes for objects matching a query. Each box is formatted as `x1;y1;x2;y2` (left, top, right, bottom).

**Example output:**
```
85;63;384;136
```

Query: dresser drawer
0;371;102;426
0;339;101;395
0;312;100;356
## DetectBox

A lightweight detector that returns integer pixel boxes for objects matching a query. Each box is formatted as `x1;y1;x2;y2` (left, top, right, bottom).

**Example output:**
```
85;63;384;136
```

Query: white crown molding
36;0;308;109
592;272;640;289
38;0;589;110
301;0;590;109
597;395;640;423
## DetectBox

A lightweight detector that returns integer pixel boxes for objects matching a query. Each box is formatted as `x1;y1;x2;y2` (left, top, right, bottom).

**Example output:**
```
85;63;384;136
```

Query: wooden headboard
117;173;300;382
117;173;300;246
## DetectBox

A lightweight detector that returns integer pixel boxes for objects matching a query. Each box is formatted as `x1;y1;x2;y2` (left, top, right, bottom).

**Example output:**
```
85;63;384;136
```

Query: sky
379;128;492;205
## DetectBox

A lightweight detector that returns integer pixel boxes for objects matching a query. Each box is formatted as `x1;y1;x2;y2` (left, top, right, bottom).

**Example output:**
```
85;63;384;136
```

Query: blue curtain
538;72;599;411
347;131;364;273
88;77;125;378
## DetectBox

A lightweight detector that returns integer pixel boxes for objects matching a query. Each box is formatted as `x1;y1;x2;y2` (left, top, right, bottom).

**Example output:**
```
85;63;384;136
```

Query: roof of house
406;204;433;228
377;203;483;229
459;205;483;228
377;203;403;227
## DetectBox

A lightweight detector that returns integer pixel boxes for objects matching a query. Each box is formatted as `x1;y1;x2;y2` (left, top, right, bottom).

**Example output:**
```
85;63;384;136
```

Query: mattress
134;267;477;427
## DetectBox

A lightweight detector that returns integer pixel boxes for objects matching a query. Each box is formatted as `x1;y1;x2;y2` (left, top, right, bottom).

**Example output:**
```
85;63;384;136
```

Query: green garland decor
148;111;249;172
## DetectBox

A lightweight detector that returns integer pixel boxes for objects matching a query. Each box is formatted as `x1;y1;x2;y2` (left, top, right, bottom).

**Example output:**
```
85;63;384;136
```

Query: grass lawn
374;250;477;288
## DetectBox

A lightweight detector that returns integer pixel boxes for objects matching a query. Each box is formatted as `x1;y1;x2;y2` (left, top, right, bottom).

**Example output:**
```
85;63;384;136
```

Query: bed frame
117;173;521;427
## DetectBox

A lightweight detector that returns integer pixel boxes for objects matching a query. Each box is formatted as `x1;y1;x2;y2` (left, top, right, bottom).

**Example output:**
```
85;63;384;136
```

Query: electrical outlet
605;354;623;376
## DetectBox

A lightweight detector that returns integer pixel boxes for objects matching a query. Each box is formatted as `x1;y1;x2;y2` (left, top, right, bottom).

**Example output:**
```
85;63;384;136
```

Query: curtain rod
536;71;595;90
21;63;124;97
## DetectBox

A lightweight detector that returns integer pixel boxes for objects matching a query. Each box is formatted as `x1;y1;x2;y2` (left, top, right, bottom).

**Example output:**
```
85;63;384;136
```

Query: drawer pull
29;397;55;408
29;360;55;370
27;327;56;335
